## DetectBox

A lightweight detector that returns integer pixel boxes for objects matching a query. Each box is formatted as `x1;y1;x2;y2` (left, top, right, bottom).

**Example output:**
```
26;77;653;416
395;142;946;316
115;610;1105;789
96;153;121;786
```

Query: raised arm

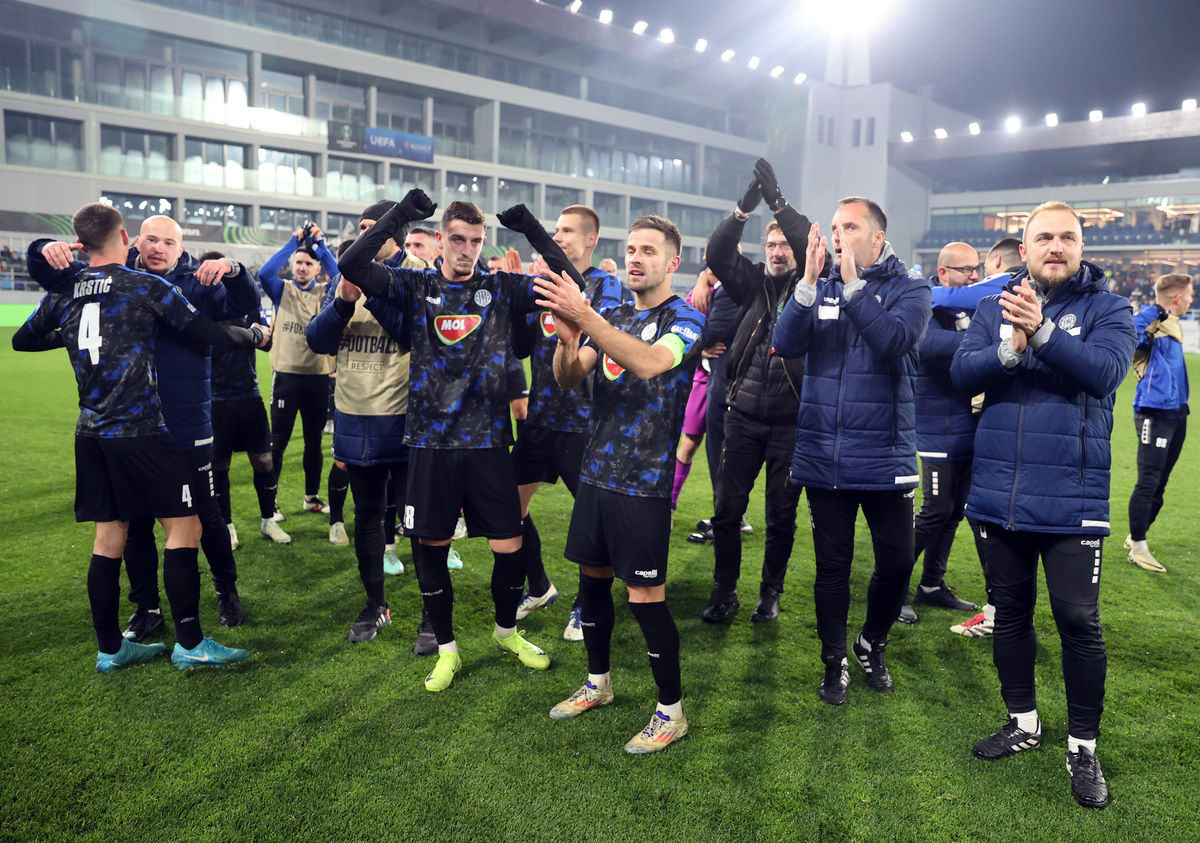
338;191;437;298
258;237;299;305
27;239;85;291
496;205;585;291
182;312;270;353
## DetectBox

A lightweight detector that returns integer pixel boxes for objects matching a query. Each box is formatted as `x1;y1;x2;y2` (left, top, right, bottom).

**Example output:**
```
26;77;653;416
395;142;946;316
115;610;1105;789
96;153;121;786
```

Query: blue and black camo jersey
525;266;628;433
580;296;705;497
373;267;542;448
211;308;269;400
20;263;198;437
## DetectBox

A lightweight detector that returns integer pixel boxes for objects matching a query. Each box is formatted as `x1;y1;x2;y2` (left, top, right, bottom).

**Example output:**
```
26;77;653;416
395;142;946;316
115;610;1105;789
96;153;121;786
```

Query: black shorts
564;482;671;586
212;396;272;457
75;433;196;523
404;447;522;541
510;425;586;492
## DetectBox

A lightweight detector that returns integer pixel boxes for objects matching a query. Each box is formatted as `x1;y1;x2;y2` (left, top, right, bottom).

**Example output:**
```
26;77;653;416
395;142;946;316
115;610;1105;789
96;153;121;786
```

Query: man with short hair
338;191;586;691
508;205;626;638
536;214;704;753
14;203;266;671
700;159;808;624
774;196;931;705
258;225;341;535
598;257;619;274
1126;273;1193;572
404;226;440;263
952;200;1136;809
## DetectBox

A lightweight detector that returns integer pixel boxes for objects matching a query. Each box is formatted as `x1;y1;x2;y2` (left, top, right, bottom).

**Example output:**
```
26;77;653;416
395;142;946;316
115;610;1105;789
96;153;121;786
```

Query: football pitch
1;329;1197;843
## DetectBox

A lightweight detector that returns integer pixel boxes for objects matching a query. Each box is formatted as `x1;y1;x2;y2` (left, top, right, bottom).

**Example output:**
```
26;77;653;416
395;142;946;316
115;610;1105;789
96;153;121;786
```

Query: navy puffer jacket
951;262;1136;534
773;247;931;490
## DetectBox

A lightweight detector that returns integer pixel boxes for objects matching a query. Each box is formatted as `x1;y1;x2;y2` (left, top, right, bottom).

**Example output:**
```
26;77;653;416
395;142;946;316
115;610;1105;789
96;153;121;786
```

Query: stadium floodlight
1045;113;1058;127
968;122;980;135
1089;110;1103;122
598;9;612;23
1132;102;1147;117
770;66;785;78
695;38;707;52
721;49;735;61
567;0;581;13
1005;116;1021;133
748;56;761;69
900;131;913;142
632;20;648;34
793;73;807;85
1184;99;1197;111
934;128;948;139
659;28;674;43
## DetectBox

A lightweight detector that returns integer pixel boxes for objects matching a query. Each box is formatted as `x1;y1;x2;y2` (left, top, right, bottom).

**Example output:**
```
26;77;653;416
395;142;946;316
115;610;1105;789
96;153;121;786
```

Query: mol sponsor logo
603;354;624;380
434;314;482;345
540;311;556;338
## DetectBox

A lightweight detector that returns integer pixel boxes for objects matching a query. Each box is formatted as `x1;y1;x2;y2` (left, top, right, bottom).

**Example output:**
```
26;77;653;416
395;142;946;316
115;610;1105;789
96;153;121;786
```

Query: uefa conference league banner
328;121;435;164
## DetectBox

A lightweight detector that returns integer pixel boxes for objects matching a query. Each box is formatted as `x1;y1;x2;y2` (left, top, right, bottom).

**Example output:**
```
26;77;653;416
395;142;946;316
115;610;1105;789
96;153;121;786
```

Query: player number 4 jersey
581;296;705;497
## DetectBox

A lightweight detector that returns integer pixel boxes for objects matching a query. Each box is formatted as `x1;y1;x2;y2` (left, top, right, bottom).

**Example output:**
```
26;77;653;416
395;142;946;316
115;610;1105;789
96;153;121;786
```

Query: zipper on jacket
1006;390;1028;530
1078;415;1086;485
833;321;848;490
729;312;767;405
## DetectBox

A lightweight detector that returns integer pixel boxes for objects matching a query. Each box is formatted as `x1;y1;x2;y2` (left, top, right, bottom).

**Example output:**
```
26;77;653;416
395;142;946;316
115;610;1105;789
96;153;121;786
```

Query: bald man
901;242;987;626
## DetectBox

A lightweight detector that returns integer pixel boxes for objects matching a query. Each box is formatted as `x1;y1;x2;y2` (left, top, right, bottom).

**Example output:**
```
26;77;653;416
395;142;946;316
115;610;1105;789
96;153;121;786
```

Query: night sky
595;0;1200;128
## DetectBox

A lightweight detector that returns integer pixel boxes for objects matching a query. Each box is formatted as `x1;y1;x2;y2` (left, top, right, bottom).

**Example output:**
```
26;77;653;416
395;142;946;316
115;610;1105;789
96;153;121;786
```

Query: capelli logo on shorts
1081;538;1101;548
634;569;658;578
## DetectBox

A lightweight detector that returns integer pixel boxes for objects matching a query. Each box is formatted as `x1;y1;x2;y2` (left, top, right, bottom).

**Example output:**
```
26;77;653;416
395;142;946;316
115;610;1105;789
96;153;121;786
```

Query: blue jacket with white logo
915;272;1011;462
951;261;1136;535
1132;304;1189;412
773;247;931;490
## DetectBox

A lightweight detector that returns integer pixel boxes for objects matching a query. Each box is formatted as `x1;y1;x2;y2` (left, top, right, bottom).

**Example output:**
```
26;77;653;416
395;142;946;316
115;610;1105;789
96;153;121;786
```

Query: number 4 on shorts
182;484;193;508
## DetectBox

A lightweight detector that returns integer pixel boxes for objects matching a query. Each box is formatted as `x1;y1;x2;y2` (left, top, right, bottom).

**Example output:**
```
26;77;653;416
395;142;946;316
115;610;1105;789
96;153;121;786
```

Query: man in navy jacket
1126;273;1192;573
951;201;1136;810
773;197;930;706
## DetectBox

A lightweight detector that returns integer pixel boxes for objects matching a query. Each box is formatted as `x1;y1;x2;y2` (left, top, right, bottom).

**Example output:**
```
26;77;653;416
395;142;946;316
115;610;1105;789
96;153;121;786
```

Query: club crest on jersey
640;324;657;341
434;314;482;345
540;311;556;337
474;289;493;307
1058;313;1077;330
603;354;624;380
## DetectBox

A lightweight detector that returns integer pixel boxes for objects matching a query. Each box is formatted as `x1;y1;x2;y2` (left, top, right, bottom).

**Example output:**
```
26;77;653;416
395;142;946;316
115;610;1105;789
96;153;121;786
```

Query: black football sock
491;549;525;629
88;554;124;654
162;547;204;649
123;516;161;611
253;469;276;519
629;600;682;706
414;541;455;644
214;468;232;524
578;571;616;675
328;464;348;525
518;514;550;598
384;473;398;545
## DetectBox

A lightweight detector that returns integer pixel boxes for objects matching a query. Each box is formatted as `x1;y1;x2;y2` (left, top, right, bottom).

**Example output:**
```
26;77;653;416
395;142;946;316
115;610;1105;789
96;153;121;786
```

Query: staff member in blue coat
951;201;1136;810
773;197;931;706
1125;273;1192;573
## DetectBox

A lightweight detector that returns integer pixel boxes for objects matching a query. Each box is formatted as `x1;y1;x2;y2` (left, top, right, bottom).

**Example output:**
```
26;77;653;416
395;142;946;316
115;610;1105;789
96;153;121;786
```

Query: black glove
738;179;762;215
754;158;787;211
498;204;540;234
248;325;266;347
397;189;437;223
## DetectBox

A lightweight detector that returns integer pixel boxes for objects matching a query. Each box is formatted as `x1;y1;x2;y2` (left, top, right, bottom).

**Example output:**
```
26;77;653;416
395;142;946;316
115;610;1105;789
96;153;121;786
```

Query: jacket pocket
1077;422;1086;485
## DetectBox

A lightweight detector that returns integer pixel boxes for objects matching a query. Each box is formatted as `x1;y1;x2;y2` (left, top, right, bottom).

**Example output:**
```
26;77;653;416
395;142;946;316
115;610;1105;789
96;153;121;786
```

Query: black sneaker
687;525;715;545
913;581;978;612
851;635;894;692
348;600;391;643
818;659;850;705
1067;747;1110;809
751;585;781;623
897;597;918;624
217;591;244;627
413;610;437;656
973;717;1042;760
701;587;739;623
122;607;164;642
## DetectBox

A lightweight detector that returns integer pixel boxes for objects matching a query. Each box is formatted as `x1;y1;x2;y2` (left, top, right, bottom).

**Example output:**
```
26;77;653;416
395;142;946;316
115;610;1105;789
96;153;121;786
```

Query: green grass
1;329;1198;843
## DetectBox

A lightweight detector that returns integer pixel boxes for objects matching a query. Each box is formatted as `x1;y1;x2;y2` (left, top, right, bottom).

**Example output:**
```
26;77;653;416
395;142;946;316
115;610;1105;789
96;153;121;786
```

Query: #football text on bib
434;314;482;345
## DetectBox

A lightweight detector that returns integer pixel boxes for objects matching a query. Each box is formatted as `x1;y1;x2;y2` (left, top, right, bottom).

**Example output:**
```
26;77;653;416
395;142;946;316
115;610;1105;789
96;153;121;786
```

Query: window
100;126;172;181
630;197;660;219
866;117;876;146
594;237;624;265
545;186;582;215
327;157;380;203
258;147;315;196
852;119;862;148
4;111;81;171
445;172;489;209
0;34;82;102
259;207;318;231
184;138;245;189
315;78;366;126
260;69;305;117
99;192;173;222
377;90;424;134
387;165;435;202
184;200;248;227
326;212;359;240
497;178;534;211
432;101;474;159
593;193;623;228
667;203;725;239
